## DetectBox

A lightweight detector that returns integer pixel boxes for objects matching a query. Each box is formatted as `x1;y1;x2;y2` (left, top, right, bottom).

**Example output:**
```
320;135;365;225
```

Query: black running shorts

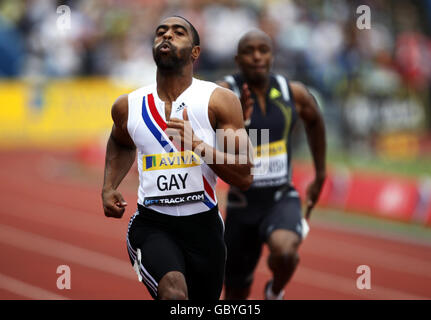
126;204;226;300
224;186;303;288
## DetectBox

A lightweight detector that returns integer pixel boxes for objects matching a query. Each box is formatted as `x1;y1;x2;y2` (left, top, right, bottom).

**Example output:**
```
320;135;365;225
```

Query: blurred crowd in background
1;0;431;159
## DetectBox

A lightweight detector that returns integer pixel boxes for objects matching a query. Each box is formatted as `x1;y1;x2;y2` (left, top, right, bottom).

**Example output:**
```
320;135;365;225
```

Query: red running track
0;150;430;300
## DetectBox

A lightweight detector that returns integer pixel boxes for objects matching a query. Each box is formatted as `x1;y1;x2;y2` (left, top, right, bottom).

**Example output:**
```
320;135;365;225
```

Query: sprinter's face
153;17;195;71
236;36;273;83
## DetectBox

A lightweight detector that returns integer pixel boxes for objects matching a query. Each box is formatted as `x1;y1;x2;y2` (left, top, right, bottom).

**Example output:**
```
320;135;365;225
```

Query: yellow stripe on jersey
255;139;287;158
273;100;292;142
143;150;202;171
269;88;282;99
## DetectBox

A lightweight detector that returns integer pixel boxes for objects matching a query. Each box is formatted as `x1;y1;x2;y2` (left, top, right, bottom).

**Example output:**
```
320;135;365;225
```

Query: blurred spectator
0;0;430;156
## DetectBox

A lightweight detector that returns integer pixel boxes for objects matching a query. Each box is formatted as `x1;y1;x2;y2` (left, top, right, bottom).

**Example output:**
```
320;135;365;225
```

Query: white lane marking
302;234;431;278
0;224;136;281
295;267;429;300
0;273;69;300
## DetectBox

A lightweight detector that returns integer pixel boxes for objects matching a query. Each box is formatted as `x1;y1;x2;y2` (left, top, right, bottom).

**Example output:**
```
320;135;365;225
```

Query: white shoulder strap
275;74;290;101
224;75;241;98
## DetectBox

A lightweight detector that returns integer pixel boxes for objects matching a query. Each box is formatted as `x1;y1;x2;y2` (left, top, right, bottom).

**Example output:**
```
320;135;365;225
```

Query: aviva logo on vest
255;139;287;158
143;150;202;171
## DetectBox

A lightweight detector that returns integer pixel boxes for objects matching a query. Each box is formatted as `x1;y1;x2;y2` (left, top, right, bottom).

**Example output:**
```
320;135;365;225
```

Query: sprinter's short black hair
172;15;200;46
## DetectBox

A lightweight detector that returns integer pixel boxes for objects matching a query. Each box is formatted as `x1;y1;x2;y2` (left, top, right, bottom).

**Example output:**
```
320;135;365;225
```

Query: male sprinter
218;29;326;300
101;16;253;300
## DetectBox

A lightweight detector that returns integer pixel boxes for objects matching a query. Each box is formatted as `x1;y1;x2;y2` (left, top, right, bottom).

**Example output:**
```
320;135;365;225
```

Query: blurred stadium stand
1;0;431;225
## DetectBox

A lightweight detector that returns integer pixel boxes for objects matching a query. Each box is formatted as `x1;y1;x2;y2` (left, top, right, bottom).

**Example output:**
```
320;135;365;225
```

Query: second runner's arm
217;81;254;123
290;82;327;220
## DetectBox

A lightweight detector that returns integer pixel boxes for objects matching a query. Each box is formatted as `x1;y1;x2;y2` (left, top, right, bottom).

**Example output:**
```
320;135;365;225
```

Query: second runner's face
153;17;195;70
236;37;273;84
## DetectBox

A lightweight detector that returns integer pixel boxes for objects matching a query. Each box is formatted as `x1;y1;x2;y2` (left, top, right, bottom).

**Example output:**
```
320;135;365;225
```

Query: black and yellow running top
224;73;298;204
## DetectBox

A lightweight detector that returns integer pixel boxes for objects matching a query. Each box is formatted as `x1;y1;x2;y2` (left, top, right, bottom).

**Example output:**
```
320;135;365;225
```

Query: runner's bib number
141;151;205;206
252;140;288;187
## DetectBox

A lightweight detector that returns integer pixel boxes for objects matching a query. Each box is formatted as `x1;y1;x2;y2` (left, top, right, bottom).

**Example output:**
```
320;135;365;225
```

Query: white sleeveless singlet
127;78;219;216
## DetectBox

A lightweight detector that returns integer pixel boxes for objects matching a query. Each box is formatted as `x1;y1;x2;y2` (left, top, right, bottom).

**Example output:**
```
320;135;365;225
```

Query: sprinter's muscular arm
101;94;136;218
166;87;254;191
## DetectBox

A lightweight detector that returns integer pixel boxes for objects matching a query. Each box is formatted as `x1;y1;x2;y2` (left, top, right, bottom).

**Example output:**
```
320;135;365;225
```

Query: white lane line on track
0;273;69;300
294;267;429;300
2;169;430;248
253;266;429;300
2;223;428;300
0;224;136;281
0;192;125;239
301;237;431;279
313;217;431;248
5;194;430;281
